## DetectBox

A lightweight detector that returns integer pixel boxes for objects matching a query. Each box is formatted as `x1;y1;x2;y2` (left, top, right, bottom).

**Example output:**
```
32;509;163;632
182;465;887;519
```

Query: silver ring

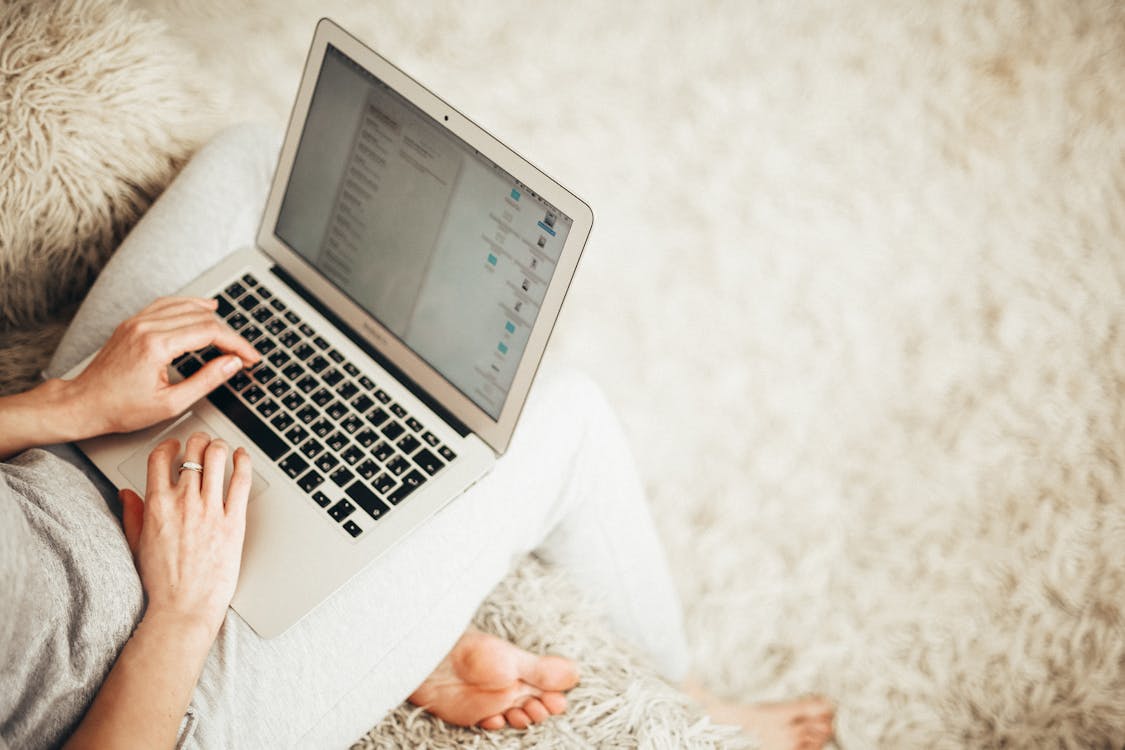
179;461;204;474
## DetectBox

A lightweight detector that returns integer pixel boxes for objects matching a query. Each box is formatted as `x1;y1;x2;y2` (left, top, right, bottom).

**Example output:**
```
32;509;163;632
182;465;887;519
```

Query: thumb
119;488;144;561
169;354;244;411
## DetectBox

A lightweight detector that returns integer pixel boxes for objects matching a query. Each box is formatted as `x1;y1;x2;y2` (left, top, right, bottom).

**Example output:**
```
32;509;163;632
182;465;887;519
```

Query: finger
478;715;506;730
137;309;220;336
224;447;253;524
200;438;231;509
176;432;211;491
119;488;144;559
504;707;531;730
141;296;218;317
161;318;260;365
145;438;179;495
166;354;244;413
521;697;550;724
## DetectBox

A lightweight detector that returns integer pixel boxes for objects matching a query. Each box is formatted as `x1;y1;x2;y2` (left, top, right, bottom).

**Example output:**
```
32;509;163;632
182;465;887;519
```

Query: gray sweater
0;450;143;749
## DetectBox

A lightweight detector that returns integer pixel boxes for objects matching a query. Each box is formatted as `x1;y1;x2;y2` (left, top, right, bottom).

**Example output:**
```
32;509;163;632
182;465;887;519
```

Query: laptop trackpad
118;413;270;501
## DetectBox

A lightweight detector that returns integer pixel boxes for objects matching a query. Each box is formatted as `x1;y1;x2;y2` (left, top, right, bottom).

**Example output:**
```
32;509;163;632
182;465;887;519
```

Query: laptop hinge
270;264;471;438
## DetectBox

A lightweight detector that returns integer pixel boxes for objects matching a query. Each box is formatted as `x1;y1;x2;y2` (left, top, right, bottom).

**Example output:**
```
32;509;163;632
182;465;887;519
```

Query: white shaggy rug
119;0;1125;745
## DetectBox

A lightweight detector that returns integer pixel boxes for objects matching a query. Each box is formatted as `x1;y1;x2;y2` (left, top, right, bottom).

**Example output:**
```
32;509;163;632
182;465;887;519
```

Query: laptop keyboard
172;272;457;539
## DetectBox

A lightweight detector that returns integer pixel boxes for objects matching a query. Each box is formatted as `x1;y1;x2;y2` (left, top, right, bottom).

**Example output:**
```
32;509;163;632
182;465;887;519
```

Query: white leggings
47;124;688;748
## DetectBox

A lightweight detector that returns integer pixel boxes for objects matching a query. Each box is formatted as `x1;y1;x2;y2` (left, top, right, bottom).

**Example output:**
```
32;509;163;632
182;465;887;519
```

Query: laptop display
275;44;573;420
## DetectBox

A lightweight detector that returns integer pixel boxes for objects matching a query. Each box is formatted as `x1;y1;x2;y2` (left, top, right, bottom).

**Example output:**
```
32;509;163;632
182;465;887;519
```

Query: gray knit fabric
0;449;143;749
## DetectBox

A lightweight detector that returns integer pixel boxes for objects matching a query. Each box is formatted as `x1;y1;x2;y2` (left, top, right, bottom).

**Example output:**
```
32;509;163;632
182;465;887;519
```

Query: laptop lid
257;18;592;456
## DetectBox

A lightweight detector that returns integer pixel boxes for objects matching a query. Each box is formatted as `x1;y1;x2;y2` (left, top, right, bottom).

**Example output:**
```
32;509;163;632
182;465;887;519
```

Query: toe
522;697;551;723
520;653;580;692
505;707;532;729
478;714;506;730
540;691;568;715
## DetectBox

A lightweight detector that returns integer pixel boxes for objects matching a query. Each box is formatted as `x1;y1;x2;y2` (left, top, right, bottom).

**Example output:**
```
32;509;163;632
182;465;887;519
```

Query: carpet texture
5;0;1125;747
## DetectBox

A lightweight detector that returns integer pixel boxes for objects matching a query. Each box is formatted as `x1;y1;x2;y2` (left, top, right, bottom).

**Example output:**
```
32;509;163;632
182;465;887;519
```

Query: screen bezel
258;18;593;454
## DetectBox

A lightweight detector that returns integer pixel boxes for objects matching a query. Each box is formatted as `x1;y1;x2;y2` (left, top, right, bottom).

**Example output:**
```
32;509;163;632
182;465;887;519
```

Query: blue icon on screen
487;253;498;266
505;321;516;333
498;342;509;354
511;189;521;201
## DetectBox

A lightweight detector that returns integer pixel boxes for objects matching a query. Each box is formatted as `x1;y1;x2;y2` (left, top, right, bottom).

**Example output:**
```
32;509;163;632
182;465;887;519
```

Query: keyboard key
173;351;191;366
329;466;354;487
367;407;389;426
279;330;300;348
299;438;324;459
281;454;311;479
241;273;257;287
285;425;309;444
359;375;376;391
269;298;286;312
344;362;360;377
299;323;315;337
284;310;300;324
328;499;353;521
205;384;288;461
422;431;440;447
322;368;344;387
336;381;359;401
396;434;420;455
438;446;457;462
199;346;221;362
372;441;394;462
405;417;423;433
412;448;444;476
256;398;279;419
315;453;339;473
254;338;276;356
311;490;331;508
224;281;246;298
238;294;260;311
214;295;234;317
311;388;333;407
357;459;379;480
242;385;265;404
342;446;363;465
228;312;249;330
373;389;391;404
177;357;203;378
308;355;329;373
381;422;405;441
342;520;363;537
326;401;348;421
388;470;425;505
251;306;272;323
266;318;286;335
341;415;363;434
389;403;407;419
373;473;395;495
267;379;290;398
257;286;272;299
313;336;330;350
241;325;262;343
228;371;252;391
293;343;315;361
351;394;374;414
269;350;291;367
328;349;345;363
356;429;378;447
298;469;324;493
252;366;276;384
296;405;318;424
346;481;390;521
296;375;318;394
270;412;294;432
326;432;348;452
281;362;304;381
281;392;303;411
386;455;409;476
310;418;333;438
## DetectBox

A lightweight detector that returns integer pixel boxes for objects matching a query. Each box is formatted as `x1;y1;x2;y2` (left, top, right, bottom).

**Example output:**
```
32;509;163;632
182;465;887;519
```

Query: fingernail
223;356;243;375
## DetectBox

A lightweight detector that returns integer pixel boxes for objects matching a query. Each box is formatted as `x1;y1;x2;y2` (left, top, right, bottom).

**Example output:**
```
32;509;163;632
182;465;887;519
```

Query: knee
192;122;283;188
537;367;620;437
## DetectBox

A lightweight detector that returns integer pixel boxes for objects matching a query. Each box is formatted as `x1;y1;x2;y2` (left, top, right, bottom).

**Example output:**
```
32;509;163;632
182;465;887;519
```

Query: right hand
119;432;252;637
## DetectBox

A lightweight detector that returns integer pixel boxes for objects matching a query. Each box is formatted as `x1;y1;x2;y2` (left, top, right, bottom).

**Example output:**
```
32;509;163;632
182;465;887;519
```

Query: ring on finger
179;461;204;474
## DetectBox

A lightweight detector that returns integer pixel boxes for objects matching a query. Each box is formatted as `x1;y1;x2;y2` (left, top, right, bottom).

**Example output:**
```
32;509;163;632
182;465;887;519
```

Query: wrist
138;606;221;658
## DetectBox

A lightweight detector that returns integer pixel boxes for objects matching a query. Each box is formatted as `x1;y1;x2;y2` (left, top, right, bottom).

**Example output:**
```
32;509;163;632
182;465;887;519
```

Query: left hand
67;296;261;437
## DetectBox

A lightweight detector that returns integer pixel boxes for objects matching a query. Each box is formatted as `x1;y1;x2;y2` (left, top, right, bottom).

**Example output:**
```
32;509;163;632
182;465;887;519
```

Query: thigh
48;123;281;378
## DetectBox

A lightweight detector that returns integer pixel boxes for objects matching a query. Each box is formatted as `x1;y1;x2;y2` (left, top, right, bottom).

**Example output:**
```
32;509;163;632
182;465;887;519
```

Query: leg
46;122;281;378
185;369;689;748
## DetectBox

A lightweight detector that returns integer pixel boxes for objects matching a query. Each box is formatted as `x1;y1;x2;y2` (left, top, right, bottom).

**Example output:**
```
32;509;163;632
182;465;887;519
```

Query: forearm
0;379;89;460
64;611;216;750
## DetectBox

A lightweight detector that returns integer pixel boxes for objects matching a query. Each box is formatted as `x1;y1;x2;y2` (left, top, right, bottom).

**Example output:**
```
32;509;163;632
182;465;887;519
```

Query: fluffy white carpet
125;1;1125;745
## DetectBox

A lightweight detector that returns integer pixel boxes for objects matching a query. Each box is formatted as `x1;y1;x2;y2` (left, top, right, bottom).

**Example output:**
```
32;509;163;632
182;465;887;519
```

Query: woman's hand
119;432;252;637
68;296;261;437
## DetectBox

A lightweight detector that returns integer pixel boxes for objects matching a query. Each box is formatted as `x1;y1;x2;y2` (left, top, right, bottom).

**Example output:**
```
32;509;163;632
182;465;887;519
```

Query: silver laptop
65;18;592;638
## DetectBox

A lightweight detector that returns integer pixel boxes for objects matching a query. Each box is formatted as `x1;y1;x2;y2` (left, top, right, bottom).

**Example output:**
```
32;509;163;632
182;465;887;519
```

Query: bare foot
685;678;835;750
409;626;580;730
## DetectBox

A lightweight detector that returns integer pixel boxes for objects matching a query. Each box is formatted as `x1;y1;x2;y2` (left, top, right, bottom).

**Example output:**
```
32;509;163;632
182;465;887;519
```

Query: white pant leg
188;367;688;749
49;124;688;748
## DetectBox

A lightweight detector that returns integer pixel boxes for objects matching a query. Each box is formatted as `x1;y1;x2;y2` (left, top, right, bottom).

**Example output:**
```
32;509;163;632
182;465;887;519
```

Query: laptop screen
275;44;573;420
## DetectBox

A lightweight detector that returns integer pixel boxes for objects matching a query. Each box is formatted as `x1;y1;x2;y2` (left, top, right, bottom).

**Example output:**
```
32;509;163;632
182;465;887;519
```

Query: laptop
64;18;592;638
